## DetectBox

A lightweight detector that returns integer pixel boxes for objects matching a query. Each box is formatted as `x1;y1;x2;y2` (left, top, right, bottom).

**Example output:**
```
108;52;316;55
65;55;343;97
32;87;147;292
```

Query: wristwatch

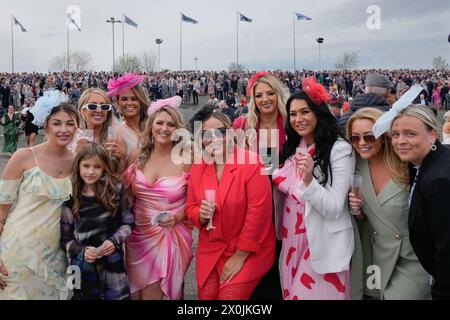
0;218;6;225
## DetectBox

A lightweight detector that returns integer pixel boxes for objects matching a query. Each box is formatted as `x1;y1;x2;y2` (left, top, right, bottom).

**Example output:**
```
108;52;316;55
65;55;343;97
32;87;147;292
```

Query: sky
0;0;449;72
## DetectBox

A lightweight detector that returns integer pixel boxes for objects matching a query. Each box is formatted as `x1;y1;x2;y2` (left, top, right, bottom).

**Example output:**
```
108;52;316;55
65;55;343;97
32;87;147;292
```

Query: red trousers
198;267;260;300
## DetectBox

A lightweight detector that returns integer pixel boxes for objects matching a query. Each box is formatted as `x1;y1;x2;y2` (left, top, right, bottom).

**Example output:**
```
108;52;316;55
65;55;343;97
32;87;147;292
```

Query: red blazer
185;148;275;288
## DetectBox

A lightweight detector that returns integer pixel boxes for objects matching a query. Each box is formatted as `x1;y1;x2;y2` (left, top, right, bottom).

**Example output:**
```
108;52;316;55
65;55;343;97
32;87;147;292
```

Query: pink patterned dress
122;164;194;299
272;146;351;300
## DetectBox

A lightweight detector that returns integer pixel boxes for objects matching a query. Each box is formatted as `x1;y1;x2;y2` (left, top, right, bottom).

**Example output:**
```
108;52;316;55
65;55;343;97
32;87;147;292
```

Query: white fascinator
372;85;424;138
30;90;69;126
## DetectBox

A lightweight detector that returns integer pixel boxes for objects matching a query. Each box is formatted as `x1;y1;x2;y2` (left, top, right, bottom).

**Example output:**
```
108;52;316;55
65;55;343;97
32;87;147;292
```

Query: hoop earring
431;143;437;151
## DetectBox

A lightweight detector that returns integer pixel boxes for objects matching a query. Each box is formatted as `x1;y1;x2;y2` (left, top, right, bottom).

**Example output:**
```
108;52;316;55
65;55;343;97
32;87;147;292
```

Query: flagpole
180;12;182;71
67;24;70;71
293;12;296;72
236;11;239;68
122;15;125;58
11;15;14;73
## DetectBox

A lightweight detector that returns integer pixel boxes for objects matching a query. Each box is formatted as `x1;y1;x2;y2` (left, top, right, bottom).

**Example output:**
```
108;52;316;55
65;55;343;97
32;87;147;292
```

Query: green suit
353;159;431;300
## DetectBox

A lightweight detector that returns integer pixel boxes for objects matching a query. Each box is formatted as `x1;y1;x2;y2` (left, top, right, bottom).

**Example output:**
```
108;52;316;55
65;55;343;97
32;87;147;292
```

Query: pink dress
272;147;350;300
122;164;194;299
433;88;440;108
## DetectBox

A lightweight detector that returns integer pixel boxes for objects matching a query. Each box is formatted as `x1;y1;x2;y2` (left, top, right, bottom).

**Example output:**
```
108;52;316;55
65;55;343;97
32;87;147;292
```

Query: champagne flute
350;175;363;215
295;138;308;180
295;147;304;180
73;128;93;153
83;128;94;141
259;145;271;175
204;189;216;230
107;126;117;160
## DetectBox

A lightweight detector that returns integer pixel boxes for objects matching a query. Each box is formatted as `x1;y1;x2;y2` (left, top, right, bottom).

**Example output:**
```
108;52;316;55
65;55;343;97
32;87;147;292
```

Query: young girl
60;142;134;300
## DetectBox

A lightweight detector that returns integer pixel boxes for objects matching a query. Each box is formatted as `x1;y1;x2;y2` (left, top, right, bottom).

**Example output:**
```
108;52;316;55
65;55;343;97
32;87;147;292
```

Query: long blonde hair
347;107;409;185
137;106;185;169
77;88;112;144
116;85;150;131
392;104;439;133
246;74;287;131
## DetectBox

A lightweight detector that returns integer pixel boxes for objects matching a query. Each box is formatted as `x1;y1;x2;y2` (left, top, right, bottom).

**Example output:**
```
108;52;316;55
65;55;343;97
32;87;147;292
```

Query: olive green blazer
353;159;431;300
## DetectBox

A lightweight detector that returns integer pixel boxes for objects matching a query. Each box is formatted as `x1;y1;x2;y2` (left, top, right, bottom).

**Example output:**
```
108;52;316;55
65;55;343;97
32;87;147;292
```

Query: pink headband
301;77;331;106
148;96;182;115
107;73;146;97
247;71;270;96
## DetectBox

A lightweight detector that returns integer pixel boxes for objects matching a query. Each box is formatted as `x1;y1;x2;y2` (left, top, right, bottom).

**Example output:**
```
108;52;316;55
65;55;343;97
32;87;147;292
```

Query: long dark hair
279;91;345;186
71;142;120;219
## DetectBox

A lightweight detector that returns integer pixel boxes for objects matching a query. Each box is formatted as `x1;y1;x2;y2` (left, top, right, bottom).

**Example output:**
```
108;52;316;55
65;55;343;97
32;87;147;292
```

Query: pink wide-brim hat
107;73;146;97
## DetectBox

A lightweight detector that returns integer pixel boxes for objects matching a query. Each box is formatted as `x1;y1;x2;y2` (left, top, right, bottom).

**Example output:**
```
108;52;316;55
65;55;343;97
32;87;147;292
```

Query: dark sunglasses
350;134;377;144
202;127;227;141
82;103;112;112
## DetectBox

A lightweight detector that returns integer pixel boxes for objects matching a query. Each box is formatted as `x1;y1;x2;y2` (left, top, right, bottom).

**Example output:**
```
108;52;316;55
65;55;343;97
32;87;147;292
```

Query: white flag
12;15;27;32
123;14;138;28
66;5;81;31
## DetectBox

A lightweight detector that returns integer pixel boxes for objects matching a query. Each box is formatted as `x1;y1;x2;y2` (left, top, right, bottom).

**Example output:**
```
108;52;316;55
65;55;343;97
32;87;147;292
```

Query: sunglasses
202;127;227;141
82;103;113;112
350;134;377;144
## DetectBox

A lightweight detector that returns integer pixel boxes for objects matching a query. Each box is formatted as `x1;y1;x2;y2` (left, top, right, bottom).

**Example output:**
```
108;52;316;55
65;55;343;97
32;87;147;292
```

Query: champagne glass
295;138;308;180
74;128;93;153
82;128;94;141
350;175;363;215
107;126;117;159
204;189;216;230
295;146;304;180
259;145;271;175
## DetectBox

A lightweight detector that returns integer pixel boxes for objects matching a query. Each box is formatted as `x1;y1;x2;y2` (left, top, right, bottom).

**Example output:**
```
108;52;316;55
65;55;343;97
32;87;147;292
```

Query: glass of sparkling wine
107;126;117;159
204;189;216;230
351;175;363;215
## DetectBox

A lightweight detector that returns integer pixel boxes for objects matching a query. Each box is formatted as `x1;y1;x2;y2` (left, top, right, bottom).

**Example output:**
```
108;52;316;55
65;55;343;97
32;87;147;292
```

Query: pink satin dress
122;164;194;300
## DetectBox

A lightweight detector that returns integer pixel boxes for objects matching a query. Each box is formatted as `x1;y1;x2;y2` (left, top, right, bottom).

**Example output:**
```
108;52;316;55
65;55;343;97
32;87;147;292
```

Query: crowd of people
1;67;449;110
0;68;450;300
2;68;450;154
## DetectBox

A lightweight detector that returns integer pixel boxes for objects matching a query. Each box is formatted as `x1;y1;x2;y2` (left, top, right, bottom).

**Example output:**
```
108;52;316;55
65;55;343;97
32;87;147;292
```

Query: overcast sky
1;0;449;72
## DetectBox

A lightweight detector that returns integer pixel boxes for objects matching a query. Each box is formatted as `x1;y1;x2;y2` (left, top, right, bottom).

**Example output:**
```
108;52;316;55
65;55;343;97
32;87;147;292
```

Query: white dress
0;149;71;300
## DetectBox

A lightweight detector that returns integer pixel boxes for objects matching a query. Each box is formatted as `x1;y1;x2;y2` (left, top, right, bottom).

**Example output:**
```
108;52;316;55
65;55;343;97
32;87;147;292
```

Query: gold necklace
124;122;140;138
44;143;65;177
260;121;277;130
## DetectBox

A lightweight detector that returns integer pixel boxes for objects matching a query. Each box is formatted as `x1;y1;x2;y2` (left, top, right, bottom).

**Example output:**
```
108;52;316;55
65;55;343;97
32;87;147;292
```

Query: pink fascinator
107;73;146;97
301;77;331;106
148;95;182;115
247;71;270;96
